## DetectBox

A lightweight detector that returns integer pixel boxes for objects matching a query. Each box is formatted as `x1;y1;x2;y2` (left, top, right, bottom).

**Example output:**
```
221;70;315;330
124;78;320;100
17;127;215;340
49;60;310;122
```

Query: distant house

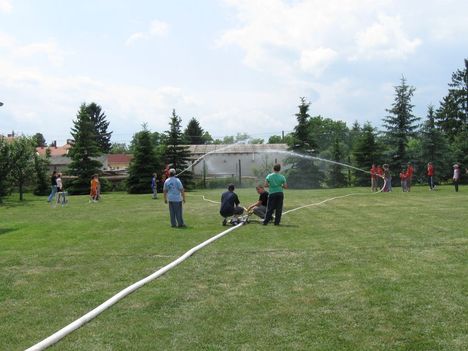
187;144;289;178
36;142;132;173
107;154;133;170
36;142;72;157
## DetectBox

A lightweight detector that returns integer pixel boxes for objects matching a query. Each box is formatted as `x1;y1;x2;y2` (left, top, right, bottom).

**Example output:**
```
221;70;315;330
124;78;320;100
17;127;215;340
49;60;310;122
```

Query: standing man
247;185;269;219
47;171;58;203
427;162;435;190
151;173;158;199
263;164;288;226
163;168;186;228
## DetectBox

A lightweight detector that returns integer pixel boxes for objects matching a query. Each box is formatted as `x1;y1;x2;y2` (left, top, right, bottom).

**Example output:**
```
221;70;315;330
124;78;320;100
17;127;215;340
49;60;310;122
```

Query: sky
1;0;467;145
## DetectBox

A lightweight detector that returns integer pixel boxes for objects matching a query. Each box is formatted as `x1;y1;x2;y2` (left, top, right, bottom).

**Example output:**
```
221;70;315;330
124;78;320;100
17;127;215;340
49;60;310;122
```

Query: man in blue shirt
163;169;186;228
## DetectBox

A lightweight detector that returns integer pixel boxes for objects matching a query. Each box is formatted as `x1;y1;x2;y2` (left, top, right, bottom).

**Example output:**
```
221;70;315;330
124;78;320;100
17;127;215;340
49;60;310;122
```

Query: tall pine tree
127;125;160;193
352;122;381;186
67;104;102;194
326;138;347;188
383;76;420;168
183;117;205;144
165;110;193;188
286;98;323;188
86;102;112;153
420;105;450;180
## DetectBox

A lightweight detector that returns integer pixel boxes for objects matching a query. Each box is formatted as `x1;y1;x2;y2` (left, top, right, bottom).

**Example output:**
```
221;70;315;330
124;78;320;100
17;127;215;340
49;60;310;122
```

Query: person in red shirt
406;162;414;192
370;164;378;192
427;162;435;190
400;168;407;192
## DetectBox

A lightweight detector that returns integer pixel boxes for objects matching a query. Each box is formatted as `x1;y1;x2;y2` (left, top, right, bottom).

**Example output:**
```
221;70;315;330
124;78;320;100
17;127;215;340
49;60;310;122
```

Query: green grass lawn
1;186;467;350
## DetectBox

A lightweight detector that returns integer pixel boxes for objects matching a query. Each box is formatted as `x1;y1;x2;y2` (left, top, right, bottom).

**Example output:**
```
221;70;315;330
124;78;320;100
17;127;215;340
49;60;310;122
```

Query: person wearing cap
163;168;186;227
452;164;461;192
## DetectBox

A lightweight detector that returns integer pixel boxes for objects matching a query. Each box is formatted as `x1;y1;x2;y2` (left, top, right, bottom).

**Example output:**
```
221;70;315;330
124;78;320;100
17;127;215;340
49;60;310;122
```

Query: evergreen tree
420;105;450;180
86;102;112;153
127;125;160;193
286;97;323;188
352;122;381;186
383;76;420;168
436;59;468;172
67;104;102;194
436;94;463;143
183;117;205;144
327;138;347;188
33;153;50;196
164;110;193;187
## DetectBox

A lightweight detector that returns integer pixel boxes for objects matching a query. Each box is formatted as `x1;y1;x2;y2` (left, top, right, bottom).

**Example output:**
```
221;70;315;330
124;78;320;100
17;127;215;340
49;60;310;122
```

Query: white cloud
0;32;67;66
126;19;169;46
13;40;67;66
219;0;422;77
299;47;338;76
0;0;12;13
352;14;421;60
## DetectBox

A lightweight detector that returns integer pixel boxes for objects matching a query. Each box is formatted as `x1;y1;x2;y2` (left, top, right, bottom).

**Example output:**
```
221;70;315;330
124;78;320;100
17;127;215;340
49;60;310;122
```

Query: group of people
158;163;288;229
47;172;101;206
47;170;67;206
219;163;288;226
371;161;464;192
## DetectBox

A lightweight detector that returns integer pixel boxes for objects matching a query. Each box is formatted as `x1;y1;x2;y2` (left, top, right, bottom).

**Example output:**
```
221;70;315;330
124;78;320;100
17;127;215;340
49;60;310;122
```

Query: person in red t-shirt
406;162;414;192
400;168;407;192
427;162;435;190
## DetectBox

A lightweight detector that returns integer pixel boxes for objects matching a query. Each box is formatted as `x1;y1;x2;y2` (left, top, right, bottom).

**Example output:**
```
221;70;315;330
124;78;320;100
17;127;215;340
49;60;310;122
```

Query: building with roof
187;144;289;179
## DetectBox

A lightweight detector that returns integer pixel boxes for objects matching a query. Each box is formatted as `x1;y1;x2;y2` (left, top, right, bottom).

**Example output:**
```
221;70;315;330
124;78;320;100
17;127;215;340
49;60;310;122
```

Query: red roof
36;144;72;156
107;154;133;163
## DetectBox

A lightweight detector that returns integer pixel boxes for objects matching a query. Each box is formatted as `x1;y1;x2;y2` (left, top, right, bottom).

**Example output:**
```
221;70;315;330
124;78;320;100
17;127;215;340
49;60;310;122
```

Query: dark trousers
263;192;284;225
454;179;459;192
428;176;434;189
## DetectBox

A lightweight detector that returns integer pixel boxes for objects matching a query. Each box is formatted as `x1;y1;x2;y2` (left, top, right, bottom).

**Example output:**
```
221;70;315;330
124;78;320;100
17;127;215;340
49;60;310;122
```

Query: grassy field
0;186;467;350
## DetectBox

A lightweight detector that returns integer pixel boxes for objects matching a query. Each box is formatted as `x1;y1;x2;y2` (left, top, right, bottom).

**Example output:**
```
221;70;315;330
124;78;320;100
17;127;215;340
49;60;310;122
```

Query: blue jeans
168;201;184;227
48;185;57;202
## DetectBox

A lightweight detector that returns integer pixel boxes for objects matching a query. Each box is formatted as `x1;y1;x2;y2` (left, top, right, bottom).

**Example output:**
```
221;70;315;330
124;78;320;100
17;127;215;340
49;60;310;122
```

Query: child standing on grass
427;162;435;190
90;174;100;202
151;173;158;199
406;162;414;192
400;168;407;192
56;173;67;206
453;164;461;192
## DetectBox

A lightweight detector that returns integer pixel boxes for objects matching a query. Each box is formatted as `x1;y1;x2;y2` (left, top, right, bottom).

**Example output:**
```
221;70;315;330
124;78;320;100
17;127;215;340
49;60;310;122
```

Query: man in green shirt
263;163;288;226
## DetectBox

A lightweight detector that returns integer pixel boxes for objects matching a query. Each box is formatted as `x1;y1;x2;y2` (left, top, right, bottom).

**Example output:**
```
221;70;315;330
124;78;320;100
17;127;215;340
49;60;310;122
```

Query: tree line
281;59;467;188
1;59;466;201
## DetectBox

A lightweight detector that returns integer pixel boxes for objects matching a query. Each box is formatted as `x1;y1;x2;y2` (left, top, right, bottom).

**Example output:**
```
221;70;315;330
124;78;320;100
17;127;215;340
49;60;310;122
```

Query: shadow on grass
0;228;17;236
